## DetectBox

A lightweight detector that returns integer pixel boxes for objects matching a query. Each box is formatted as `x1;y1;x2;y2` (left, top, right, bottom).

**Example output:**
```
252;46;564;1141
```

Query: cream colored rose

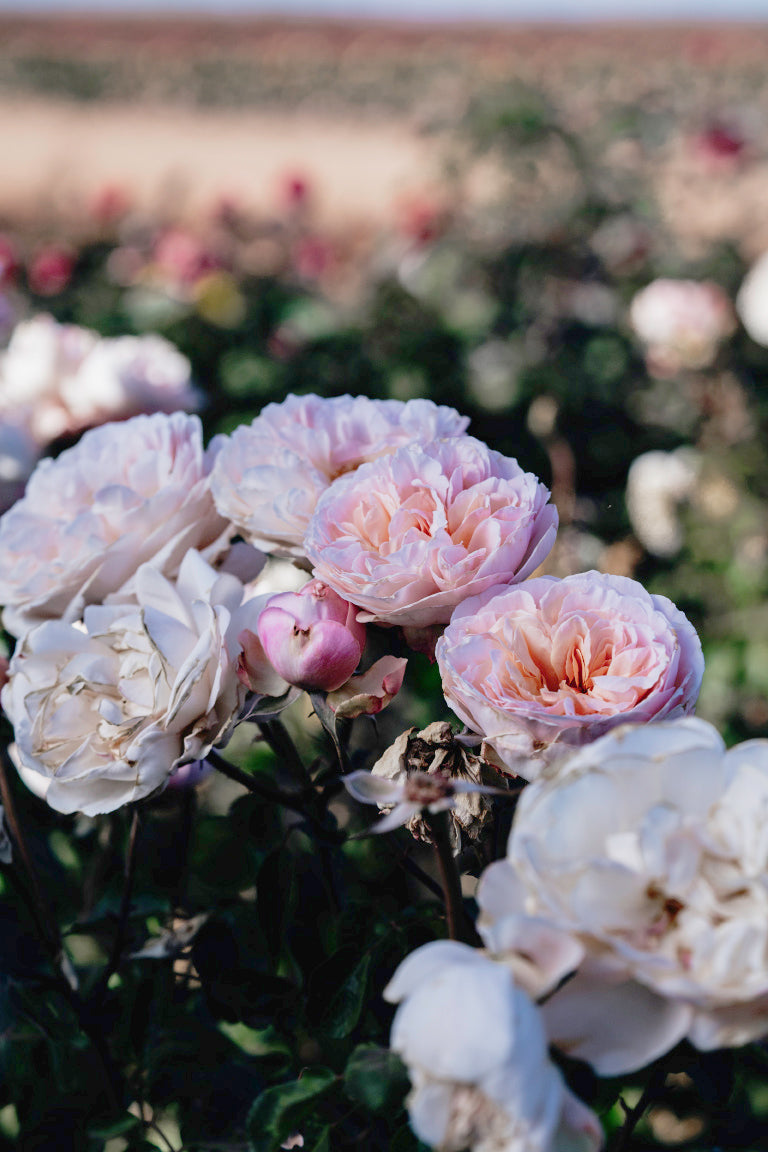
2;550;263;815
477;719;768;1074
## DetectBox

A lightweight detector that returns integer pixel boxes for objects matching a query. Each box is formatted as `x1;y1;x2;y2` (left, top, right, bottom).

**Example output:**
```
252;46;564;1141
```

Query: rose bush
209;393;469;557
0;411;231;635
2;549;268;815
304;435;558;630
477;719;768;1074
436;571;703;776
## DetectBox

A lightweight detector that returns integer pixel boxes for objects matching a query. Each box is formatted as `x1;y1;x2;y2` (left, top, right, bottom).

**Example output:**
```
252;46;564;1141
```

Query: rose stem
0;746;60;957
207;748;344;845
96;805;142;1000
612;1063;669;1152
257;718;314;793
424;809;481;947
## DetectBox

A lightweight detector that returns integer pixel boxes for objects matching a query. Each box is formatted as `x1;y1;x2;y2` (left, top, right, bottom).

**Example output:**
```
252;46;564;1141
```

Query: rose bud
256;579;366;692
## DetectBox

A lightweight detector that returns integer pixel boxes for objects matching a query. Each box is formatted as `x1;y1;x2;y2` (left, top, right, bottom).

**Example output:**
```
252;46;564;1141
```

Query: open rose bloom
436;571;703;777
0;411;231;636
385;940;603;1152
210;393;469;558
305;436;558;630
2;550;266;815
477;719;768;1075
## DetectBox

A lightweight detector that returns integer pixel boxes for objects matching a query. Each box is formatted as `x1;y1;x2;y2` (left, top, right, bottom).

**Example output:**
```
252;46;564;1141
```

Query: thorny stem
424;809;481;947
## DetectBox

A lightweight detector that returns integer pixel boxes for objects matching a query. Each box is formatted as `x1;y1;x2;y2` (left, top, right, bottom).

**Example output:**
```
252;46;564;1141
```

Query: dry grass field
1;15;768;247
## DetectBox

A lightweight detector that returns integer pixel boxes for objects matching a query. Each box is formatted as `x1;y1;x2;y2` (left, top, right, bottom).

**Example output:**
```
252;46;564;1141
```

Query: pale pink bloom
209;393;470;558
61;333;199;429
477;719;768;1075
0;316;197;443
0;412;231;636
384;941;603;1152
629;278;735;377
0;314;99;443
325;655;407;719
305;436;558;629
436;571;703;778
2;549;263;815
255;579;366;692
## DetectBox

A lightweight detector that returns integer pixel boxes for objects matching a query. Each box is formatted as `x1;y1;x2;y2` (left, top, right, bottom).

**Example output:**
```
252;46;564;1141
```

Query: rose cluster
0;383;751;1152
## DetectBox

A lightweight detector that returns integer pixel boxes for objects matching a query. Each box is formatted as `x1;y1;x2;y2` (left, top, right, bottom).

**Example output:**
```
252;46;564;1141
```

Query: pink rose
436;571;703;778
209;393;470;558
304;436;558;629
0;412;231;635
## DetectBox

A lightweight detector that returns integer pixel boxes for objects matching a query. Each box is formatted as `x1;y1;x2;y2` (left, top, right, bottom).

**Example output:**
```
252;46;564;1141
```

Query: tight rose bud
256;579;366;692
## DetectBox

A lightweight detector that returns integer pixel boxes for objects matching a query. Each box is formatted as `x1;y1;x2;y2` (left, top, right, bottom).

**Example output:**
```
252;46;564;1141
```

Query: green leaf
247;1067;337;1152
307;1126;331;1152
343;1044;410;1114
319;952;371;1040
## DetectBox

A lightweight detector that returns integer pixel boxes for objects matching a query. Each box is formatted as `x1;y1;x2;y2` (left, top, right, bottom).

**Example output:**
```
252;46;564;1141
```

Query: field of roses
4;46;768;1152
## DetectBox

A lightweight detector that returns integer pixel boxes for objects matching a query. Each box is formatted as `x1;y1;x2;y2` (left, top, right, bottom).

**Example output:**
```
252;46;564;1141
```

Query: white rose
384;940;603;1152
2;550;265;816
0;411;231;636
477;718;768;1075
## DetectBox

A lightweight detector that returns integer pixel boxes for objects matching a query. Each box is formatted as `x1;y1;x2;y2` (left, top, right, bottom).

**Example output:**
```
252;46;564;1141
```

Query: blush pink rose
304;436;558;630
209;393;470;558
0;412;231;635
436;571;703;778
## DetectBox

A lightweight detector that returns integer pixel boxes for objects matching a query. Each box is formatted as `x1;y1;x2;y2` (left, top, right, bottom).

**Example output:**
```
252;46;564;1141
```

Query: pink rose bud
256;580;366;692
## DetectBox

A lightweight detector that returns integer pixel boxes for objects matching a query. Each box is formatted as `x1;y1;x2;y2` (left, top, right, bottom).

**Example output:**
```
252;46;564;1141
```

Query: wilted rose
436;571;703;777
364;721;503;847
477;719;768;1075
305;436;558;630
2;550;262;816
0;411;231;636
209;393;470;558
384;940;603;1152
